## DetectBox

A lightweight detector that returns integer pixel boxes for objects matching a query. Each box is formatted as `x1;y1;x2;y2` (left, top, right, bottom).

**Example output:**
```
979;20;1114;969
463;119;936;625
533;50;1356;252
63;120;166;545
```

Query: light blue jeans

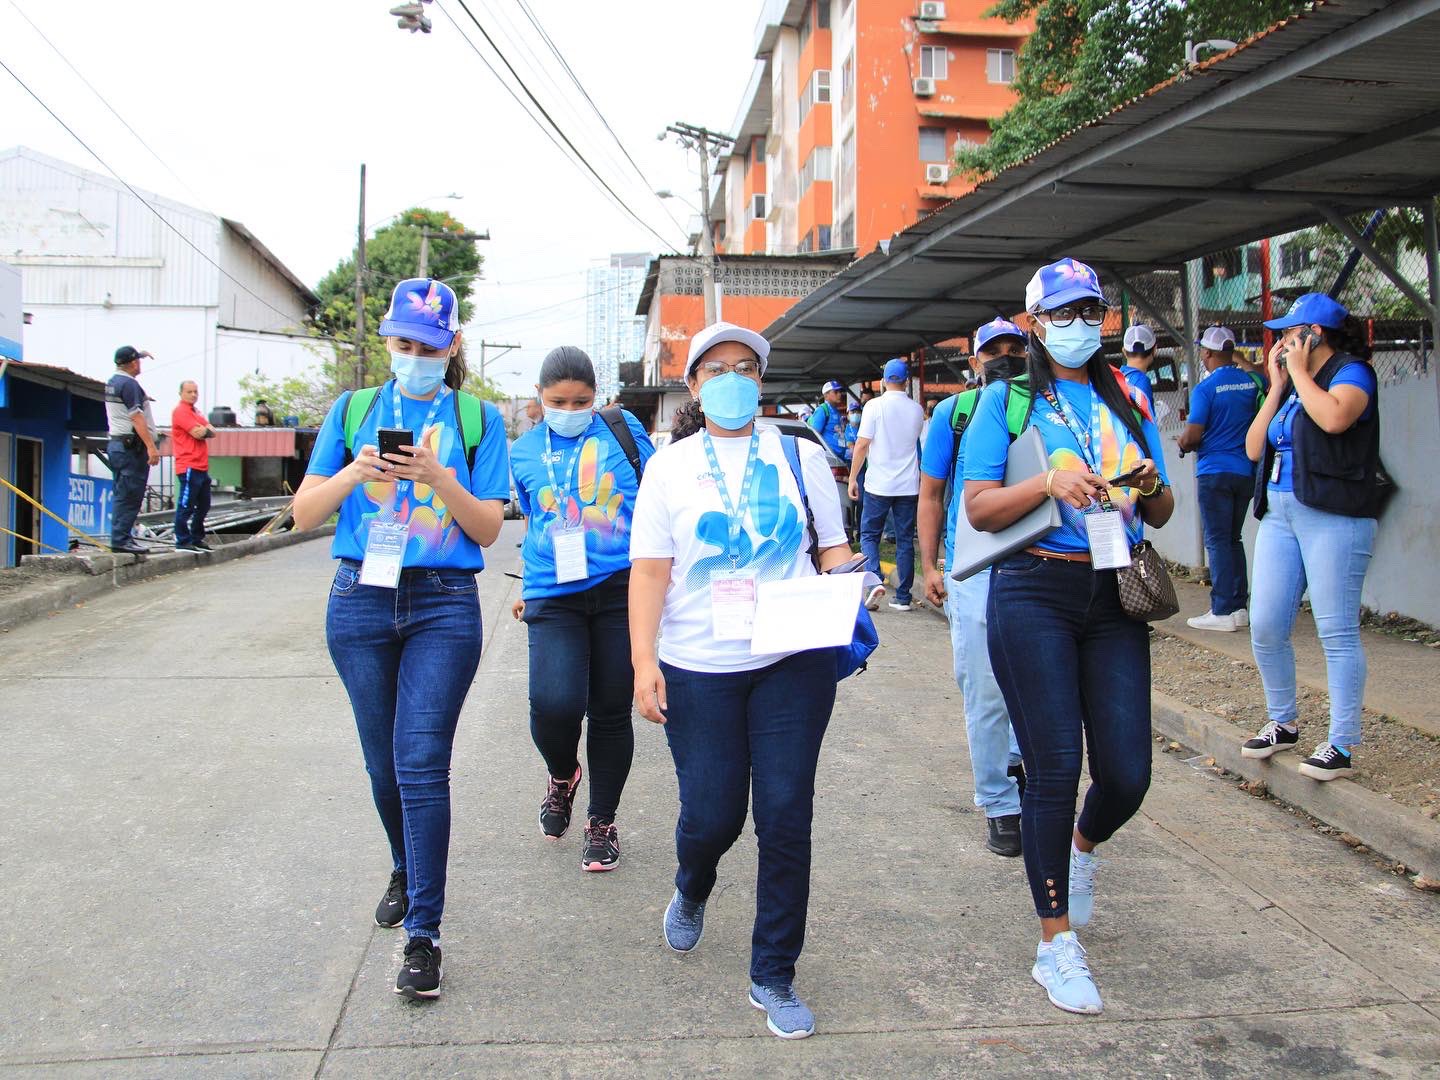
1250;490;1376;748
945;567;1022;817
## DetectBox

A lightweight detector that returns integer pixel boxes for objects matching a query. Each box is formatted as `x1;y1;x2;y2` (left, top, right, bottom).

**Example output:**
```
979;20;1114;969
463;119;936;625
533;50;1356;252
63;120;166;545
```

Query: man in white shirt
847;358;924;611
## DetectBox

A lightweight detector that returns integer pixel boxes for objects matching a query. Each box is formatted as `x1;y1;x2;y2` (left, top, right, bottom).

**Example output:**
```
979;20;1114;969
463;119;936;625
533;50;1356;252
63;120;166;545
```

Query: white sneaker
887;600;912;612
1186;611;1237;632
1232;608;1249;628
864;585;885;611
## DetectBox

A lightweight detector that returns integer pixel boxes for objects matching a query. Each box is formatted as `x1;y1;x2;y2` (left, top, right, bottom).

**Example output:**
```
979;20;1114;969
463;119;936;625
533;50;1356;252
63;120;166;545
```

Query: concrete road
1;524;1438;1078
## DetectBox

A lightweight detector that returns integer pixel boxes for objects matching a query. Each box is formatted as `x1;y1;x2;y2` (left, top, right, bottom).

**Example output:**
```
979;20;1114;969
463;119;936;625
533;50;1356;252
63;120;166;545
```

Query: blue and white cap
821;379;844;395
975;317;1025;351
378;278;461;350
1263;292;1348;330
1024;257;1105;313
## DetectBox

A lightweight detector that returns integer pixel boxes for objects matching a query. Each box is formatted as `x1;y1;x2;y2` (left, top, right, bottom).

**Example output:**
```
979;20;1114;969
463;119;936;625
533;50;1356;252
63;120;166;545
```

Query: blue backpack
780;435;880;681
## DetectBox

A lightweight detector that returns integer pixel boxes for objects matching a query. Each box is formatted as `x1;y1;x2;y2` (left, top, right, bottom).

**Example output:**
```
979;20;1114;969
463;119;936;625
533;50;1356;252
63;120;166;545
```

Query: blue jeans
174;468;212;545
325;562;483;941
660;648;836;985
1197;471;1252;615
522;572;634;820
107;440;148;545
987;554;1152;919
944;569;1021;817
860;493;918;604
1250;490;1375;748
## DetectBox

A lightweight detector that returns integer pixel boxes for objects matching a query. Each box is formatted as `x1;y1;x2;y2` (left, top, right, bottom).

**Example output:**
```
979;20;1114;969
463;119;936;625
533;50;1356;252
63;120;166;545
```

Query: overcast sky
0;0;758;396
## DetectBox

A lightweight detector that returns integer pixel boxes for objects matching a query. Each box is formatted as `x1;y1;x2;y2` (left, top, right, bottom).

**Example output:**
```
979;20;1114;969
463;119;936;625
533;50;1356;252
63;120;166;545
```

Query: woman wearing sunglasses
963;259;1174;1015
628;322;857;1039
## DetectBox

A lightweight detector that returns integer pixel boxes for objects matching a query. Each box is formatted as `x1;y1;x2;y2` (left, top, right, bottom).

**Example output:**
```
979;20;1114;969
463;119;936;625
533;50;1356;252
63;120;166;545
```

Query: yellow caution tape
0;475;111;551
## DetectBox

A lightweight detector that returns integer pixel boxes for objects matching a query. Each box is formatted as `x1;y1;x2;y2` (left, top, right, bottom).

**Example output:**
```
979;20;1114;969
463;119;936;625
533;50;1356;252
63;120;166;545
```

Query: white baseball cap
686;321;771;377
1122;325;1156;353
1197;325;1237;351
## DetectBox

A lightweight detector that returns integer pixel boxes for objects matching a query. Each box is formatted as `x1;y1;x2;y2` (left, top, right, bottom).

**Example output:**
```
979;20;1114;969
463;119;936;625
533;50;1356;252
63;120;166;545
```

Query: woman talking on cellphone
1239;294;1381;781
293;278;511;1001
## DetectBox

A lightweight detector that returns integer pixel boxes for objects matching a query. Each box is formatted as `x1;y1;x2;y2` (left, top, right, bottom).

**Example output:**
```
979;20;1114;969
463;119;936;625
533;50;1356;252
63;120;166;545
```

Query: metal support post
1423;201;1440;428
1318;206;1440;321
1181;259;1201;397
1103;267;1188;348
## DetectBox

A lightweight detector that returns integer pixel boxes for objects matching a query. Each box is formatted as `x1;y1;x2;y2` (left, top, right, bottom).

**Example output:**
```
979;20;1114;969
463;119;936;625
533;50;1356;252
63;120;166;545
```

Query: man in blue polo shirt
808;379;851;461
918;317;1027;857
1179;325;1264;631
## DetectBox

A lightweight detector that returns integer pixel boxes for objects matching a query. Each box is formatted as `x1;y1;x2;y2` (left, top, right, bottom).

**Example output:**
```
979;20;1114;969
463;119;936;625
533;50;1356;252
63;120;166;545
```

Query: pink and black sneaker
539;764;582;840
581;817;620;872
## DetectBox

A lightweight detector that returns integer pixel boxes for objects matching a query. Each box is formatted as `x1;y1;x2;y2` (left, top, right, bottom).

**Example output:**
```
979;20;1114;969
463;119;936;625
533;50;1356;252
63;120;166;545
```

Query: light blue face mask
544;405;593;438
1040;319;1101;369
390;353;448;395
698;371;760;430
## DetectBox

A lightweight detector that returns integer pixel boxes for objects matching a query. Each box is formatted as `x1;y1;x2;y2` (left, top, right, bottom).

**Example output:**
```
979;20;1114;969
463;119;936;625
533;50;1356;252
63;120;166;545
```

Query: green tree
956;0;1306;179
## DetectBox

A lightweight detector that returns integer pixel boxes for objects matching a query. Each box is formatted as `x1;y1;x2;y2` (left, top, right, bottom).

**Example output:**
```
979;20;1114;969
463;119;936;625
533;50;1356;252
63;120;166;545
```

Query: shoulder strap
599;405;644;480
781;435;822;573
453;391;484;468
949;389;980;436
1247;369;1267;410
341;386;382;465
1003;378;1034;443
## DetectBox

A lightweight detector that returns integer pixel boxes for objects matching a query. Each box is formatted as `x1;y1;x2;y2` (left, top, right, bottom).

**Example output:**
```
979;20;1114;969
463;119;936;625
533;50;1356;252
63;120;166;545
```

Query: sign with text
68;473;112;538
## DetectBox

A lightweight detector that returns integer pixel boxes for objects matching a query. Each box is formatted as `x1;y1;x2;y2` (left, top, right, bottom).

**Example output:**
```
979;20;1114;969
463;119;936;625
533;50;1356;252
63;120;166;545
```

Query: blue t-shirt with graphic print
511;409;655;599
1188;365;1262;477
963;377;1169;555
1266;361;1376;492
306;384;511;569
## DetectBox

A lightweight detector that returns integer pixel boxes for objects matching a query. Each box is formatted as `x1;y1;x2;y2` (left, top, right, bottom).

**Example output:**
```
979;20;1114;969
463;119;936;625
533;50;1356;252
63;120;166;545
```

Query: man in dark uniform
105;346;159;555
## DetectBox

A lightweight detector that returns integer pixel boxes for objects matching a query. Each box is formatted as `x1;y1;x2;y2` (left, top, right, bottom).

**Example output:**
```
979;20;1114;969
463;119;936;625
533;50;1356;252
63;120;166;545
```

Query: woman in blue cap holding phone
963;258;1173;1016
294;277;511;1001
1239;294;1380;781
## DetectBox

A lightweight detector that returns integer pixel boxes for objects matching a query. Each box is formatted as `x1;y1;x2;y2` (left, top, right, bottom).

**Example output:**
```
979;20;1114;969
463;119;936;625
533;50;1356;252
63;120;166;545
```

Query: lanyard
1274;393;1302;448
701;430;761;569
1039;384;1114;511
544;426;587;523
389;379;450;507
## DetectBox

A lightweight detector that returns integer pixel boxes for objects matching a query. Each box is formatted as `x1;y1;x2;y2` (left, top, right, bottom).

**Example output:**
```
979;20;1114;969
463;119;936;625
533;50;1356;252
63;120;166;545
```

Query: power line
439;0;681;254
482;277;636;327
0;52;306;333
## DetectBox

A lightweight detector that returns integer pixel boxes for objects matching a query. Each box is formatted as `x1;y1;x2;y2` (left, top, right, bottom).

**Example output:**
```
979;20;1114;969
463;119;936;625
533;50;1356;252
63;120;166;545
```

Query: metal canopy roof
761;0;1440;387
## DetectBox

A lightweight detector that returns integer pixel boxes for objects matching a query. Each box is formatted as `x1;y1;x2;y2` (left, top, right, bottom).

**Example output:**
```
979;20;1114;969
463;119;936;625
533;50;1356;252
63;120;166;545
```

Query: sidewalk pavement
1;528;1438;1076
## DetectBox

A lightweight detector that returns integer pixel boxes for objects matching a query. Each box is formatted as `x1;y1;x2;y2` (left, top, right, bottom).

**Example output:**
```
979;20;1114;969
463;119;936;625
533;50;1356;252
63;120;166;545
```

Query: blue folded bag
780;435;879;681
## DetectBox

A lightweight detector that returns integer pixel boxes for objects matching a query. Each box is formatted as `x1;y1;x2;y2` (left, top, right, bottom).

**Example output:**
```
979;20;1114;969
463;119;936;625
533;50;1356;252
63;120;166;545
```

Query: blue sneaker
1069;846;1099;928
663;889;705;953
748;981;815;1039
1031;931;1103;1014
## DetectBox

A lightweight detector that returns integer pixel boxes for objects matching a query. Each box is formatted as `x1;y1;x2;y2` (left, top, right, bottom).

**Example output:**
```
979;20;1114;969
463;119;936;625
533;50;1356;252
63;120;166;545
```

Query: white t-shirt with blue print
306;386;511;570
510;409;654;599
629;428;847;673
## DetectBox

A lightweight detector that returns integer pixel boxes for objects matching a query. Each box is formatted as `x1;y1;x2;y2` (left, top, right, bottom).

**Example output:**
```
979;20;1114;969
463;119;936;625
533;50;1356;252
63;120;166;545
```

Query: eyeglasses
1041;304;1107;328
696;359;763;379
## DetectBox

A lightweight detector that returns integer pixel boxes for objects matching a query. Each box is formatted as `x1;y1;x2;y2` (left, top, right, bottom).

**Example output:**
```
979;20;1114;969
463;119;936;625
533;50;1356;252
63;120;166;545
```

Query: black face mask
981;352;1027;383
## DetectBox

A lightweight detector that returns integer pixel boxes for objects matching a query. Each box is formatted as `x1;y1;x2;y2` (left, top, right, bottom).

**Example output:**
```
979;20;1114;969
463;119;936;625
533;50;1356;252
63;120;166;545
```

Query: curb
0;526;336;632
1151;691;1440;883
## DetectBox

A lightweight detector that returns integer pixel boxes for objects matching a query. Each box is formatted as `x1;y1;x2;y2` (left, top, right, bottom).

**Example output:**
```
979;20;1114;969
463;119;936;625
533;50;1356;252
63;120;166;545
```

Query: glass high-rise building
585;252;650;402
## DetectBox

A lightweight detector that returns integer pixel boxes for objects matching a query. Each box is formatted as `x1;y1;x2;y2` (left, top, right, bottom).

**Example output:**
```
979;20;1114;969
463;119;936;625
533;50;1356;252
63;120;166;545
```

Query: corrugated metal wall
217;226;310;334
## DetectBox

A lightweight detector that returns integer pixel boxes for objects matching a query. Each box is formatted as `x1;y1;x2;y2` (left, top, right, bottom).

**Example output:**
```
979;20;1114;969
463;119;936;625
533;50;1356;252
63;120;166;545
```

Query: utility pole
354;164;368;390
477;341;521;386
417;227;490;278
665;121;734;327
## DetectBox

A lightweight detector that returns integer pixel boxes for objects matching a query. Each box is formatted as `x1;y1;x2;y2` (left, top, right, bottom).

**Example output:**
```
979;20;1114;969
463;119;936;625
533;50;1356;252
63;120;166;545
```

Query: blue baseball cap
379;278;461;349
1263;292;1348;331
975;317;1025;351
1025;257;1105;312
883;358;909;382
821;380;844;395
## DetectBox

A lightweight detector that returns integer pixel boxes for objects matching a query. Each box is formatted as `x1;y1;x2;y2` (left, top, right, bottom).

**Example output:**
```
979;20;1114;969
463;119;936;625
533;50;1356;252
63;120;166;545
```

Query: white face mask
543;405;593;438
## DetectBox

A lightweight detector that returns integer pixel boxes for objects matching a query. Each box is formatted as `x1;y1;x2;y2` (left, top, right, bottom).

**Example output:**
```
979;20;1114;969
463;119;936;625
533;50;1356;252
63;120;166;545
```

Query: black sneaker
539;764;582;840
1241;720;1299;759
986;814;1022;858
1298;743;1355;781
175;541;206;552
112;539;148;556
374;868;408;928
581;817;620;872
1007;762;1027;801
394;936;442;1000
191;538;213;551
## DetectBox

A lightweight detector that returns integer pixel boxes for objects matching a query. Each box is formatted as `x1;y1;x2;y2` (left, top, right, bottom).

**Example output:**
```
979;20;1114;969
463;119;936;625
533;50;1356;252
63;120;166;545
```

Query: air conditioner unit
924;163;949;185
751;193;768;220
913;76;936;97
919;1;946;19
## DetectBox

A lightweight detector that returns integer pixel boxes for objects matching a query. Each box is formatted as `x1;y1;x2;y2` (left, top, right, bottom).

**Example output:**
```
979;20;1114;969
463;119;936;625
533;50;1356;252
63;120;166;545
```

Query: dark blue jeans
107;440;148;545
522;572;634;820
325;562;483;942
174;468;212;545
1198;471;1252;616
986;554;1152;920
661;648;836;985
860;493;918;604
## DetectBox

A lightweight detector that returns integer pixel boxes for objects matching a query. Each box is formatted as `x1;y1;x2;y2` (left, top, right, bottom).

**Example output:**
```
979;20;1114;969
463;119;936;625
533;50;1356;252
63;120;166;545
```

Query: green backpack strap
341;385;383;465
1247;369;1267;411
1002;376;1034;442
948;388;981;436
453;391;484;468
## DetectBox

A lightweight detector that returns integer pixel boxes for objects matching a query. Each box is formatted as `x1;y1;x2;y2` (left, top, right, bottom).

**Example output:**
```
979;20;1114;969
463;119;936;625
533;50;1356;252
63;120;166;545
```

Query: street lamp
1185;38;1238;65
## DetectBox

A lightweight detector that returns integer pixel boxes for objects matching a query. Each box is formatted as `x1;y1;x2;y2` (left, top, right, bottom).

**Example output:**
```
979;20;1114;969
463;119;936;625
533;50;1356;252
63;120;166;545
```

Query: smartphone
825;555;869;575
1106;464;1146;486
378;427;414;462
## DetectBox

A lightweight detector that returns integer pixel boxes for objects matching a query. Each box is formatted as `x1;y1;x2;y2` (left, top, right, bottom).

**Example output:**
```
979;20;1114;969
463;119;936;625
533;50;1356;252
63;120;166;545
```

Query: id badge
553;527;588;584
1270;453;1283;484
359;520;410;589
710;569;758;641
1085;510;1132;570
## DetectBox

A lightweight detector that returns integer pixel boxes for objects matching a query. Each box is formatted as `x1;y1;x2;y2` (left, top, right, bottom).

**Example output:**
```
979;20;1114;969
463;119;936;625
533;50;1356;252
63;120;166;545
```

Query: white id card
1271;454;1282;484
553;528;589;584
1085;510;1132;570
359;521;410;588
710;569;758;641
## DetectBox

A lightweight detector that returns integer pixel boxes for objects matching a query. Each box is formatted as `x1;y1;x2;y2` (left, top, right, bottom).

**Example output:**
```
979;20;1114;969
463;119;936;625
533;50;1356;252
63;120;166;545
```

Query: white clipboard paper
749;572;869;656
949;426;1062;582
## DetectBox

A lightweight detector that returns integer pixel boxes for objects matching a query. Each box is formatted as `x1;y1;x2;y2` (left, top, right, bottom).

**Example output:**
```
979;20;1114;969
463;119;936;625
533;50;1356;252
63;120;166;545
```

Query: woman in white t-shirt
629;322;857;1041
